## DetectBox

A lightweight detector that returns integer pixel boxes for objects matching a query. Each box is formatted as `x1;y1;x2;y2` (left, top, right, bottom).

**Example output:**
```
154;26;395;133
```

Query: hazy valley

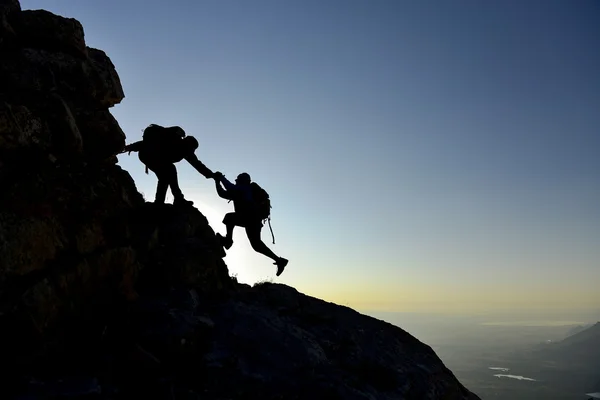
369;311;600;400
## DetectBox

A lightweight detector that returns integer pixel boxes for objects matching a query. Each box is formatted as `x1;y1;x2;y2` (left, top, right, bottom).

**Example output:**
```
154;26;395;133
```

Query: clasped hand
213;171;224;181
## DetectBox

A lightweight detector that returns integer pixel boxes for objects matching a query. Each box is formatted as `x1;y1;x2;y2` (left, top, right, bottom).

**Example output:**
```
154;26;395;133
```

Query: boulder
0;48;123;109
73;107;125;161
13;9;87;58
87;47;125;107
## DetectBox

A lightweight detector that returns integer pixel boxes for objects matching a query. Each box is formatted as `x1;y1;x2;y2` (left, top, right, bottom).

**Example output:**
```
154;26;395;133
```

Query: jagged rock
0;48;123;108
87;47;125;107
13;9;87;58
0;94;88;159
0;101;49;152
20;246;139;328
0;0;20;15
0;212;66;278
73;107;125;161
0;15;16;48
131;204;231;293
1;1;124;164
0;162;143;284
0;0;19;48
1;48;84;99
46;92;84;156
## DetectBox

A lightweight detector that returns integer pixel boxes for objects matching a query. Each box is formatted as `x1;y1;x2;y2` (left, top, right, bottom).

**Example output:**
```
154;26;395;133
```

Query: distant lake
489;367;536;381
494;374;536;381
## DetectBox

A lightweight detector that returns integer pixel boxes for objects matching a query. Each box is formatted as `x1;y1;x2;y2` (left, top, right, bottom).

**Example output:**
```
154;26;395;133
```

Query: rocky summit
0;1;480;399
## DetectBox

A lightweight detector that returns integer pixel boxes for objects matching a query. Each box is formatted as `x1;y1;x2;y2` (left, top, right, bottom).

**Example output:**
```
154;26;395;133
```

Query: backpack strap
266;216;275;244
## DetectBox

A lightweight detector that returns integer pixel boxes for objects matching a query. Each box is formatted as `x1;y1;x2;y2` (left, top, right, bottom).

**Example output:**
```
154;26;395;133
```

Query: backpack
142;124;186;152
140;124;186;173
250;181;276;244
250;182;271;220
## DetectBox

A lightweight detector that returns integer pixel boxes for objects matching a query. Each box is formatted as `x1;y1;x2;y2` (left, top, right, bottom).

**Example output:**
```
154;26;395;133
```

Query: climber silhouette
121;124;213;206
213;171;288;276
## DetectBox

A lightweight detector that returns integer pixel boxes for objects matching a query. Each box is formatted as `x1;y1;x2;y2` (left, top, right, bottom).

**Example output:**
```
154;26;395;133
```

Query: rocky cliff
0;2;480;399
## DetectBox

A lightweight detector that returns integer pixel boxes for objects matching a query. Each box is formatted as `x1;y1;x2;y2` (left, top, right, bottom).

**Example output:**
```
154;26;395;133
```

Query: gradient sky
21;0;600;317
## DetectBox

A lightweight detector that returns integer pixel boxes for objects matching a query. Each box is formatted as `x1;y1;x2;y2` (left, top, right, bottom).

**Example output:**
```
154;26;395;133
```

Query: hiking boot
174;197;194;207
216;233;233;250
275;257;288;276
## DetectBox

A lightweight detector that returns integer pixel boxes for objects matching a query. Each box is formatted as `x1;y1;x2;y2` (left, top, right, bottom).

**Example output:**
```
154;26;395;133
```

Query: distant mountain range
533;322;600;393
564;323;594;338
546;322;600;363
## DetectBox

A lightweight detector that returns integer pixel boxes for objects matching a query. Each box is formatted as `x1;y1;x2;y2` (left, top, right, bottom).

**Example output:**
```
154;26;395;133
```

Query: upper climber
121;124;214;206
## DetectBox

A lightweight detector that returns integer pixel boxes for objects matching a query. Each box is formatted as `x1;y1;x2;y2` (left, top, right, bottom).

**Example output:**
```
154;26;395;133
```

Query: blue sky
21;0;600;316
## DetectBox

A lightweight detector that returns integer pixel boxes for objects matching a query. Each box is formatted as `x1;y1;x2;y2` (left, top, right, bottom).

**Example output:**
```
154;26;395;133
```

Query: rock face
0;0;124;162
0;2;481;399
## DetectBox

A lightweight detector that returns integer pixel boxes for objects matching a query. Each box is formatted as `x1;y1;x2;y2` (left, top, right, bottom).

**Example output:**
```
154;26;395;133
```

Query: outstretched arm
185;153;213;179
214;178;233;200
220;176;236;191
121;140;143;154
